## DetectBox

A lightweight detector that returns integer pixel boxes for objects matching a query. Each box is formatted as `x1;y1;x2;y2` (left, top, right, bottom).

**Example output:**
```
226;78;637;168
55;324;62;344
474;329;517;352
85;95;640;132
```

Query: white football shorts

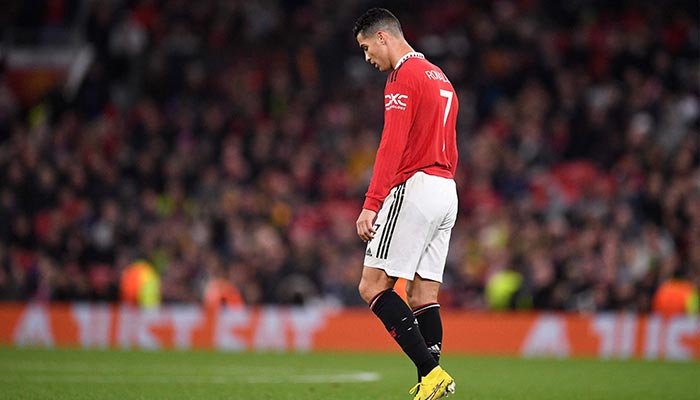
364;171;457;282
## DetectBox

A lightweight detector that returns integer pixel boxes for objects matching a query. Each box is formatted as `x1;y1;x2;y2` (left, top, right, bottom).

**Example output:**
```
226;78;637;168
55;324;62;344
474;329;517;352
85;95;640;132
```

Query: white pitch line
246;372;381;384
0;375;231;384
0;371;382;385
1;360;303;375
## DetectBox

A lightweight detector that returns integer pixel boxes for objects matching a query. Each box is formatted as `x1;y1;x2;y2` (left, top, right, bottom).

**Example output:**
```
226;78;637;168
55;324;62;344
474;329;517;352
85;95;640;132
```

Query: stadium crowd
0;0;698;312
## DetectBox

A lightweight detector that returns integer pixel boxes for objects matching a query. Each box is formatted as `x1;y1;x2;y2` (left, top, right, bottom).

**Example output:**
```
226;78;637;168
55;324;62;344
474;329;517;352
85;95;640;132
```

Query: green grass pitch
1;347;698;399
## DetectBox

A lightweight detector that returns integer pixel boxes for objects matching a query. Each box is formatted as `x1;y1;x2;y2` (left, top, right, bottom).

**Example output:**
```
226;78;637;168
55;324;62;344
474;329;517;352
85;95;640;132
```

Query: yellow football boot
409;366;455;400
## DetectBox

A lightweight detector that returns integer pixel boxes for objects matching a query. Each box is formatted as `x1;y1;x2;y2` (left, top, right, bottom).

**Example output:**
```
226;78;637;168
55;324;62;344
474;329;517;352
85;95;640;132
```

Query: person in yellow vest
652;278;699;316
120;259;161;308
485;268;532;310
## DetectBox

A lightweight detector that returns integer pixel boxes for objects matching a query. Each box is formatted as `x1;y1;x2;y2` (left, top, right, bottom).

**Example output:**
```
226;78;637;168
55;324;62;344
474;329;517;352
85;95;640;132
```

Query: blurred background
0;0;698;315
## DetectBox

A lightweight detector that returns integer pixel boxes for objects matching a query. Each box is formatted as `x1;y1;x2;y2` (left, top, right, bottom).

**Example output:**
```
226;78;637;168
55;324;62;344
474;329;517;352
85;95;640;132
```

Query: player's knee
358;279;376;304
359;278;393;305
406;284;439;309
407;295;427;309
405;286;416;306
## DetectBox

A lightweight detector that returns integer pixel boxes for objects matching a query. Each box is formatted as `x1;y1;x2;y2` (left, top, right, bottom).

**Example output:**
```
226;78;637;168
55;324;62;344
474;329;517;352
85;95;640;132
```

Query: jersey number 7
439;89;454;127
439;89;454;151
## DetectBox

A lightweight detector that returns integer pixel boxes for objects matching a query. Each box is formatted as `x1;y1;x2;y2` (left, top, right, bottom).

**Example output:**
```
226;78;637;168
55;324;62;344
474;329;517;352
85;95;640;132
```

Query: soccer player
353;8;458;400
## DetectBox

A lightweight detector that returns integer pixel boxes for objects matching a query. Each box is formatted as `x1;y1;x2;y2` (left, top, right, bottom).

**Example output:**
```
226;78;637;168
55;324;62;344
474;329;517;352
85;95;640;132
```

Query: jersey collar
394;51;425;69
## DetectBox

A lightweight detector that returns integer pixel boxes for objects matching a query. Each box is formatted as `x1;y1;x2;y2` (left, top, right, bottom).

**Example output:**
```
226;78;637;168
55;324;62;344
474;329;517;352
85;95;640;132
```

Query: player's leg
358;266;438;379
358;265;396;304
405;278;454;400
406;277;442;364
408;173;457;368
405;174;457;399
361;173;455;399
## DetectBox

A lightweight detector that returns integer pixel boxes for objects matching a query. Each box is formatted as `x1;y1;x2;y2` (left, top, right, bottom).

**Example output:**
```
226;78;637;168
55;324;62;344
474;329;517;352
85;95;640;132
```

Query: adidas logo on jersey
365;248;373;257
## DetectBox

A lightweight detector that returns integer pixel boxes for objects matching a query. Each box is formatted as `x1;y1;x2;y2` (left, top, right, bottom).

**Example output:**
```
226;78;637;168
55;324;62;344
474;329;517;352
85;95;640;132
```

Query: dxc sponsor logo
385;93;408;110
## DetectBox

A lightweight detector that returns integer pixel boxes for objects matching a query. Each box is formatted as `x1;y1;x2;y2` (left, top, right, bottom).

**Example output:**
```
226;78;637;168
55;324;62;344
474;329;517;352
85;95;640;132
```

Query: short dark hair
352;8;403;38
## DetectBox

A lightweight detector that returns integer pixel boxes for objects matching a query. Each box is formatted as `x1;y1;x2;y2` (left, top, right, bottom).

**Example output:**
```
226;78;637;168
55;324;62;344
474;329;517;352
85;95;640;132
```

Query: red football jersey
363;53;459;212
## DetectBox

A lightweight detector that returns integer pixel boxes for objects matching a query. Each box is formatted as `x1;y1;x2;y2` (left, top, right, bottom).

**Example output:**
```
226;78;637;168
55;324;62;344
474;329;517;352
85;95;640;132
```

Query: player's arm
363;80;417;212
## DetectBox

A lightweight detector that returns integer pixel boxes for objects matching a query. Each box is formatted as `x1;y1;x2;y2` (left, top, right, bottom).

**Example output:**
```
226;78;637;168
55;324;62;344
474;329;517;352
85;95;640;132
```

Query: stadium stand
0;0;698;313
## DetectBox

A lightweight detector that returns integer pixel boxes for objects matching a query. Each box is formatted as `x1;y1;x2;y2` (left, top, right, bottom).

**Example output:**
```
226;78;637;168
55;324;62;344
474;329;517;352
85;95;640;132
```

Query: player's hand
356;209;378;242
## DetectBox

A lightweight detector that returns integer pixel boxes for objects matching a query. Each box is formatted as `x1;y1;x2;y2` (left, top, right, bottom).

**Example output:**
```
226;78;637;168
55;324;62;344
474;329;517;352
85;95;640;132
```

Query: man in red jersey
353;8;458;400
